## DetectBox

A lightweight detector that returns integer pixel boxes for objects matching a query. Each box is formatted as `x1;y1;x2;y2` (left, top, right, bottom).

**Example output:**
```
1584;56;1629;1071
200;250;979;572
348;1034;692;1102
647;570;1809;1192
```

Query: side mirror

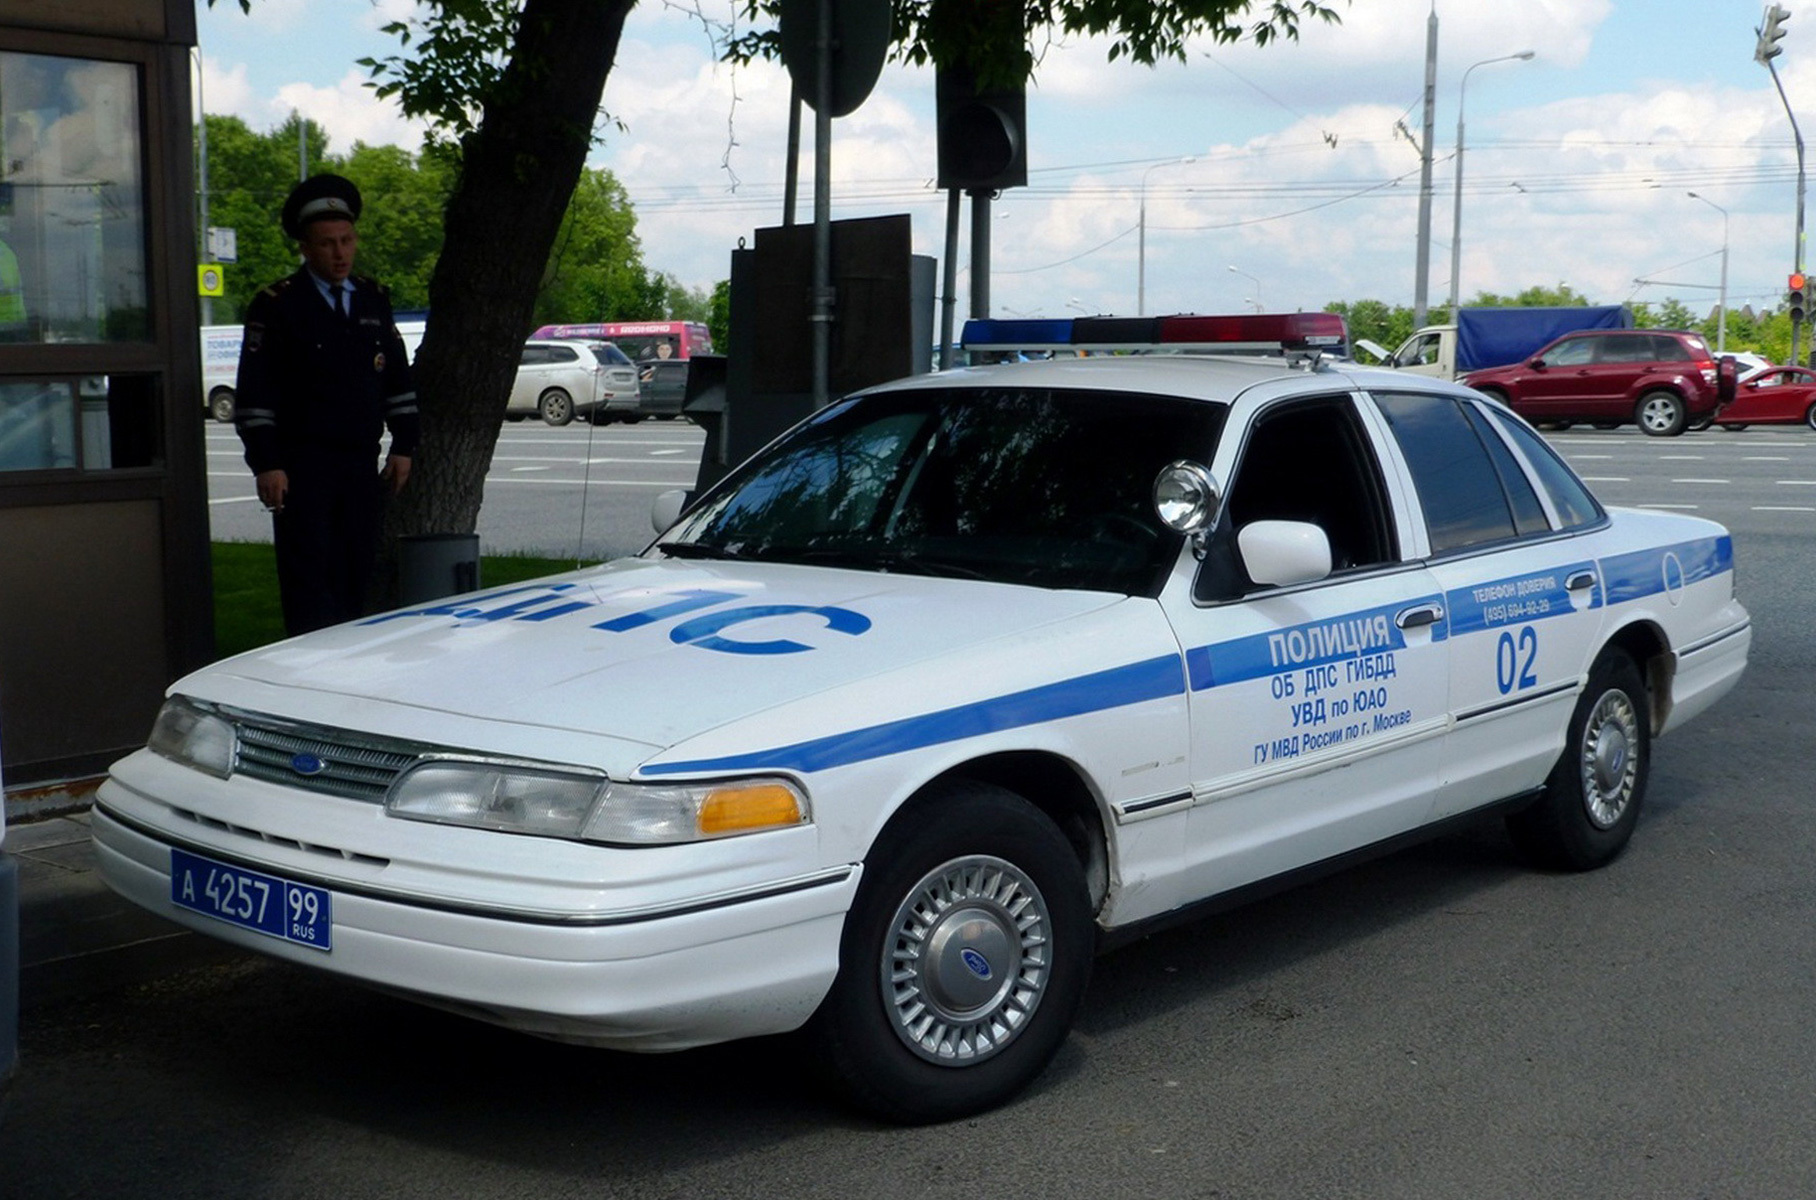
650;488;689;533
1528;357;1548;370
1238;520;1332;587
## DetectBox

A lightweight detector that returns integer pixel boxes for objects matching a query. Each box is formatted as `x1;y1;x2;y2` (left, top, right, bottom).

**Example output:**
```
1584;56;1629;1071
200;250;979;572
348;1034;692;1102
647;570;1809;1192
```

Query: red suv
1463;329;1735;436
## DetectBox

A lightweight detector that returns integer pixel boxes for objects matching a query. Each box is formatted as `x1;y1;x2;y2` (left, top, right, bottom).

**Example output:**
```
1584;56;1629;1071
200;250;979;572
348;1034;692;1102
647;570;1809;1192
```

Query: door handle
1395;603;1444;630
1566;570;1597;592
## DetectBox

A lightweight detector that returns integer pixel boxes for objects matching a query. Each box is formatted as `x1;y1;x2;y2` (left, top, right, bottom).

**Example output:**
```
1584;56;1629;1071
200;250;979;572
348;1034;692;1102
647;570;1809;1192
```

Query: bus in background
529;320;712;363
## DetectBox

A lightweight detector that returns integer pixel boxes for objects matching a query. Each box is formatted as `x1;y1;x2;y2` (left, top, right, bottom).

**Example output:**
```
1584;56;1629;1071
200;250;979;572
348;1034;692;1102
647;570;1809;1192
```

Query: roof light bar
959;311;1351;358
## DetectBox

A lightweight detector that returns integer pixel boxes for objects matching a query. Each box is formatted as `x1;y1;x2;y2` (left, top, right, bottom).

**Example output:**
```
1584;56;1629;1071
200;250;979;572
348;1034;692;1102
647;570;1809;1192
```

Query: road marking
512;465;551;473
1755;505;1816;512
1660;455;1704;461
1578;476;1630;483
1744;456;1792;461
1669;478;1730;485
1636;503;1700;510
1776;479;1816;486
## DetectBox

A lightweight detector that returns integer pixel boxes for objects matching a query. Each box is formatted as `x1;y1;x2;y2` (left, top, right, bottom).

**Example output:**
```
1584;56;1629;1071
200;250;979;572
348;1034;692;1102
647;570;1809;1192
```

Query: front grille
231;715;421;801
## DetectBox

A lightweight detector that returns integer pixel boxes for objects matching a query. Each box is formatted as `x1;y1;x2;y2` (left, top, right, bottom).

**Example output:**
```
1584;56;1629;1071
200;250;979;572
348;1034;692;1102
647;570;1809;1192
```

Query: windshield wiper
787;545;988;580
658;541;745;561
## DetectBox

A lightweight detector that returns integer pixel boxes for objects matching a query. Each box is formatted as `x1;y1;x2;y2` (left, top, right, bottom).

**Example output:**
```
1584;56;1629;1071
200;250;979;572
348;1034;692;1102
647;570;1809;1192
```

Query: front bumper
91;759;857;1052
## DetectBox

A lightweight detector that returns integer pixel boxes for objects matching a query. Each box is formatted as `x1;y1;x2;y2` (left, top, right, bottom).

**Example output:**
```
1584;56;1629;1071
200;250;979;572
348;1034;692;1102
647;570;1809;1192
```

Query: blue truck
1366;305;1634;380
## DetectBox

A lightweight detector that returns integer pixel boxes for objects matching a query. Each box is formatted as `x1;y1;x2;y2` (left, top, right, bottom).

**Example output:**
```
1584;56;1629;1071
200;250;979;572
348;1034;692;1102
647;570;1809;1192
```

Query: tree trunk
384;0;637;567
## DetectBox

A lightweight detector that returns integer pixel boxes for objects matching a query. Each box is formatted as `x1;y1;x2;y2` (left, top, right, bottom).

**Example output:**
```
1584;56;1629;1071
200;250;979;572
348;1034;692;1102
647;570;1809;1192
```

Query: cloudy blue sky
196;0;1810;325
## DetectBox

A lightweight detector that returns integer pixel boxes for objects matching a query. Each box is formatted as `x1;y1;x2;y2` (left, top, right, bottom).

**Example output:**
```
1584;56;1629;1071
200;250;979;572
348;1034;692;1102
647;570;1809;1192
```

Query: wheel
808;781;1094;1123
1687;416;1714;432
538;388;574;426
1635;390;1687;437
1721;423;1750;432
1806;403;1816;431
209;388;236;423
622;413;645;424
1506;651;1650;871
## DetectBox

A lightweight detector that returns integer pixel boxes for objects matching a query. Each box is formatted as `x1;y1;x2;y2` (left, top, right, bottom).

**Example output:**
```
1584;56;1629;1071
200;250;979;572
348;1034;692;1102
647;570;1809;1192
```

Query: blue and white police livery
91;313;1750;1123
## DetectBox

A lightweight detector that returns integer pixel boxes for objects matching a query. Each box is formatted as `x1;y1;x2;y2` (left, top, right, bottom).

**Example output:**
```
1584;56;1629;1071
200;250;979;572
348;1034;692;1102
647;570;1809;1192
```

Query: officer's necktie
333;285;348;320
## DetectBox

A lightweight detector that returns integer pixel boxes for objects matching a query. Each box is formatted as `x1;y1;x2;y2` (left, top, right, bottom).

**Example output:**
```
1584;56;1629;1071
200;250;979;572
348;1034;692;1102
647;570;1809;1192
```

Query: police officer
235;173;419;635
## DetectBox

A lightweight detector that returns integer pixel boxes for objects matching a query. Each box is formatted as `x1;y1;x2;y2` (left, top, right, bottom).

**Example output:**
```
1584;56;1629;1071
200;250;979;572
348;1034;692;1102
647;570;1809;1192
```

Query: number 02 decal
1495;627;1539;695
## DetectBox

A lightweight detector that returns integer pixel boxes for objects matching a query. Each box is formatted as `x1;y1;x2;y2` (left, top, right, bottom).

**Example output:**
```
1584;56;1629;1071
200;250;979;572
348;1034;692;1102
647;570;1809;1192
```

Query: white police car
92;313;1750;1123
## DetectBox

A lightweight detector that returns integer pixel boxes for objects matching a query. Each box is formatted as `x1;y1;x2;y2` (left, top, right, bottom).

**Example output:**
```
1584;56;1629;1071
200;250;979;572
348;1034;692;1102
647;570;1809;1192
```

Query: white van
201;324;242;422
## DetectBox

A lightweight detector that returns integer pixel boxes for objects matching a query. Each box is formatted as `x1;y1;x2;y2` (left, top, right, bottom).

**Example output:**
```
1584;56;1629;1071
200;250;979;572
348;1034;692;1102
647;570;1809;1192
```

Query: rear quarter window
1488;408;1605;529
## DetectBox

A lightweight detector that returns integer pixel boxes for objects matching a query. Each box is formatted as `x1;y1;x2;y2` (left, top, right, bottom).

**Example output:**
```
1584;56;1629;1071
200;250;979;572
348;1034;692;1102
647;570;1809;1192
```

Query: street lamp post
1227;264;1263;312
1138;156;1195;316
1448;50;1535;312
1687;191;1730;353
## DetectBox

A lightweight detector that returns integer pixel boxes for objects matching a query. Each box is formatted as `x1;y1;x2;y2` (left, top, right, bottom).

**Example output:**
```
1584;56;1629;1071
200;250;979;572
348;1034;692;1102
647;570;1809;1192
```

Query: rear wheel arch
1601;619;1672;733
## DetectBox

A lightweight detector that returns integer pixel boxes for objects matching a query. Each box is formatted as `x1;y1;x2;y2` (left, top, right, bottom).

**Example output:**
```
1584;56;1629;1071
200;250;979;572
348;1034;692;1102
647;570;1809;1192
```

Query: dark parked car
637;357;689;419
1463;329;1735;436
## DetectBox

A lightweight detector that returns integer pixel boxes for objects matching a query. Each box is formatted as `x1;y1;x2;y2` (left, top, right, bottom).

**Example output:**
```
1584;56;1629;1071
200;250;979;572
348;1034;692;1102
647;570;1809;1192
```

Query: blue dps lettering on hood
91;310;1751;1124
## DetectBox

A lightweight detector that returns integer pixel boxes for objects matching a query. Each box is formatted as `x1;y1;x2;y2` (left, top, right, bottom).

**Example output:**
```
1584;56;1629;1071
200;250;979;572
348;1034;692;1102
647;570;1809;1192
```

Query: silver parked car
507;340;639;426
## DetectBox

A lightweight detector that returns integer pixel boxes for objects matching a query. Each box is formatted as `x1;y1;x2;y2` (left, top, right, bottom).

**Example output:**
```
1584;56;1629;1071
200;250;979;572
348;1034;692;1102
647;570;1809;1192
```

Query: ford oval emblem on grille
960;948;992;979
290;752;328;777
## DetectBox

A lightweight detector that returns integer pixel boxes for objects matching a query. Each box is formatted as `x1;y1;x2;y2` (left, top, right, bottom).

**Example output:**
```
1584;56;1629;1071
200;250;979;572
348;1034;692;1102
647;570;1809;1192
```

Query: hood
185;556;1128;754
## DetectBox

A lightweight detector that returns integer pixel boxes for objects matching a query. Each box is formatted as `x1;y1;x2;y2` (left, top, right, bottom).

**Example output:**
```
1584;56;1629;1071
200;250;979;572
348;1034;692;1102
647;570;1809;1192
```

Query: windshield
659;385;1225;594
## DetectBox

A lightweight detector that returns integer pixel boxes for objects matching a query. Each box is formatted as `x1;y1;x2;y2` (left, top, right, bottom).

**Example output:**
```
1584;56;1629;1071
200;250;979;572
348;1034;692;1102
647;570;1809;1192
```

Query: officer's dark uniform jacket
234;268;419;472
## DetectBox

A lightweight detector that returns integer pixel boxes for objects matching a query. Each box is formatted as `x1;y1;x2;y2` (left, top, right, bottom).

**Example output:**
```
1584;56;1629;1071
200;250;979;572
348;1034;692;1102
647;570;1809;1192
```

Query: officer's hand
383;455;412;495
255;469;288;514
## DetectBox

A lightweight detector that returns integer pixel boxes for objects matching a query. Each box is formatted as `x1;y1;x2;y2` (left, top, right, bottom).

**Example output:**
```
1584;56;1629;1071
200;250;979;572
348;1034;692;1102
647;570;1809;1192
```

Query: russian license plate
170;848;333;952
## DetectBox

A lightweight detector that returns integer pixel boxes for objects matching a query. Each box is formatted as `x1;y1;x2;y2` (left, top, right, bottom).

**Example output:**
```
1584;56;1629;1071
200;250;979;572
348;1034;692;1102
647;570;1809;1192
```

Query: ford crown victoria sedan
93;317;1750;1122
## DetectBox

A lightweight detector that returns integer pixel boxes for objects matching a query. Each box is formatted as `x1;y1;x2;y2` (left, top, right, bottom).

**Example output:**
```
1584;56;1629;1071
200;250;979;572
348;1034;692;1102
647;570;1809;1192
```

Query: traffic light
1790;271;1807;323
1757;4;1790;65
936;67;1027;192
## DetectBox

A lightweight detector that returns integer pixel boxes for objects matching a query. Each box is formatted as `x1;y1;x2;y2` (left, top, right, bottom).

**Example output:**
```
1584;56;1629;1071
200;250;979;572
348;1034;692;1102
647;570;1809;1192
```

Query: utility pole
1757;4;1804;363
1412;5;1437;328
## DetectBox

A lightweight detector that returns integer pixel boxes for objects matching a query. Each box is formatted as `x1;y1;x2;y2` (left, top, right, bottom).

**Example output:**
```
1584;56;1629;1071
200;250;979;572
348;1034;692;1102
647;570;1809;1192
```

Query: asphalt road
203;417;707;563
7;423;1812;1198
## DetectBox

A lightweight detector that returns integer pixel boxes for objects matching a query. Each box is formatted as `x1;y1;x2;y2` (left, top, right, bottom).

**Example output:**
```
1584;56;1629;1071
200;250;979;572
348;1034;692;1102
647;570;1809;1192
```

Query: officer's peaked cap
282;173;362;240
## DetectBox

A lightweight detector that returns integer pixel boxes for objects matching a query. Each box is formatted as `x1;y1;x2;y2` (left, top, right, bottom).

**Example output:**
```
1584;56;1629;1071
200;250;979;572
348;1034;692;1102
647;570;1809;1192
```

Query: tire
808;781;1094;1124
1635;390;1687;437
1687;416;1714;432
1806;403;1816;431
1506;651;1650;871
209;389;236;423
538;388;574;426
1721;423;1750;432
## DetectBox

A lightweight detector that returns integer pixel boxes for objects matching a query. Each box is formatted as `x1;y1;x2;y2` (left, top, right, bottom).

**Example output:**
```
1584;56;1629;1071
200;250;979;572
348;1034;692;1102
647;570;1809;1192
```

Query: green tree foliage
201;114;679;328
534;168;690;325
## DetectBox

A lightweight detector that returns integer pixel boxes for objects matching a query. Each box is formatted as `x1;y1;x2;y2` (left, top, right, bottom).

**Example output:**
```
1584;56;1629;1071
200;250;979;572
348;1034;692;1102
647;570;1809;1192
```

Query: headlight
147;696;237;778
385;760;808;845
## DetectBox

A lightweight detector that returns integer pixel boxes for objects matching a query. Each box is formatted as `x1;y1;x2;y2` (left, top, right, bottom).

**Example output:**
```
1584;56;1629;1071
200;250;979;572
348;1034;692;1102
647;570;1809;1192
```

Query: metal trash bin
398;533;480;605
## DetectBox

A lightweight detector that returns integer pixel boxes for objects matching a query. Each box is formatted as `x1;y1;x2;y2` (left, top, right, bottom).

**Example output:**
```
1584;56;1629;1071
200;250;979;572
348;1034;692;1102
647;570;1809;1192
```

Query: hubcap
1640;397;1678;432
1580;688;1641;829
880;855;1052;1066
